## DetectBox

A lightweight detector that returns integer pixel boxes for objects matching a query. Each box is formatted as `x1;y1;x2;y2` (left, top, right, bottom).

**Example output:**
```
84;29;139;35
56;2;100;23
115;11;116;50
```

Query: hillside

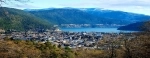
28;8;94;24
117;22;144;31
118;21;150;31
82;8;150;23
27;8;150;25
0;7;52;31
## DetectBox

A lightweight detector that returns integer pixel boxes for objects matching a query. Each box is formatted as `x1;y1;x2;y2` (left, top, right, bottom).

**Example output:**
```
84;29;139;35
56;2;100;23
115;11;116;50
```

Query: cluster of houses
0;29;134;49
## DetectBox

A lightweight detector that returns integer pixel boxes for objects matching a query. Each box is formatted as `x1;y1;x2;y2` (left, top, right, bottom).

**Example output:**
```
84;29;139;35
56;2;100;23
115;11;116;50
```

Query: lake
61;28;122;33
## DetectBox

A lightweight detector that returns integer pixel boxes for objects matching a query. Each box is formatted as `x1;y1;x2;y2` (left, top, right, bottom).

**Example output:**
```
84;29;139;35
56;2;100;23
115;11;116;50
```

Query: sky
2;0;150;15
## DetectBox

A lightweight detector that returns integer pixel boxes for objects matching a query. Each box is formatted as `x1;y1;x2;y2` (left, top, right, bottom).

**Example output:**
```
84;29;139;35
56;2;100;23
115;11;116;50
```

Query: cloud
15;4;39;8
59;0;150;15
2;0;40;9
60;0;150;7
3;0;150;15
109;0;150;7
5;4;40;9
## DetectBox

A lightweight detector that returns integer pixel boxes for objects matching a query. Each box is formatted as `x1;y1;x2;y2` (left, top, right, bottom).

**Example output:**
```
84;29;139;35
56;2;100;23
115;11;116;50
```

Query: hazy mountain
0;7;52;31
118;20;150;31
117;22;144;31
27;8;150;25
81;8;150;22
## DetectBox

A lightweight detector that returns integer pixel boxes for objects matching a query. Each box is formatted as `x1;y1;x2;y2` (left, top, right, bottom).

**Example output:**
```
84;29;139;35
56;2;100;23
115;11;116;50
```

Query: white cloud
61;0;150;7
3;0;150;15
59;0;150;15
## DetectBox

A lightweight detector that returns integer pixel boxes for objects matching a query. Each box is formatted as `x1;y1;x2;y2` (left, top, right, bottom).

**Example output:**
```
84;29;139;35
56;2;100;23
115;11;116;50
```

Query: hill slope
27;8;150;25
118;21;150;31
83;8;150;23
0;7;52;31
117;22;144;31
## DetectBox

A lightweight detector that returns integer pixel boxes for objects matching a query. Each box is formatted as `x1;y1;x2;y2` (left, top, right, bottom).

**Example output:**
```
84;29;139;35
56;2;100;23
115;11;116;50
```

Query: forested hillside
28;8;150;25
0;7;52;31
117;22;144;31
118;21;150;31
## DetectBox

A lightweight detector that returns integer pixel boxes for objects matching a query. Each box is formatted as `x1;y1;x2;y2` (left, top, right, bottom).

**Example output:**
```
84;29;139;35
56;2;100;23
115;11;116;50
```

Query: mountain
0;7;52;31
27;8;150;25
117;22;144;31
81;8;150;23
118;21;150;31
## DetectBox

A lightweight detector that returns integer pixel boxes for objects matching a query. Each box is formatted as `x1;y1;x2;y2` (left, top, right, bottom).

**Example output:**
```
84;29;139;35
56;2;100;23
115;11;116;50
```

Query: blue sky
3;0;150;15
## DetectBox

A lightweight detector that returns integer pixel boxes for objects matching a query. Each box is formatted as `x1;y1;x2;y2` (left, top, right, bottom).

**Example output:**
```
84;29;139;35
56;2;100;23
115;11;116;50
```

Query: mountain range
0;7;150;31
27;8;150;25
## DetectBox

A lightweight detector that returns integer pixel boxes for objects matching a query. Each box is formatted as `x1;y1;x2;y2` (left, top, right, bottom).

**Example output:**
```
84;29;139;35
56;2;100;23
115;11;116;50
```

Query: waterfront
0;28;136;49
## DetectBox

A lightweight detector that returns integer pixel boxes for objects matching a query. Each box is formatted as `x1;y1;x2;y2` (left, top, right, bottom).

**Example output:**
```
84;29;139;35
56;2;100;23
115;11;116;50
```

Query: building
0;29;5;33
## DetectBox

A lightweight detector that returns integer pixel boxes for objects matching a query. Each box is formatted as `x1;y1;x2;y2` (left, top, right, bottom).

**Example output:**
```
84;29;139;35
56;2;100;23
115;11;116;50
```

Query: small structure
0;29;5;33
54;28;61;31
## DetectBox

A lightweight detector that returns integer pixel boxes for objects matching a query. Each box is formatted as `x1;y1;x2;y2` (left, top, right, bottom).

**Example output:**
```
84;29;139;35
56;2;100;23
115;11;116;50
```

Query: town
60;24;124;28
0;28;134;49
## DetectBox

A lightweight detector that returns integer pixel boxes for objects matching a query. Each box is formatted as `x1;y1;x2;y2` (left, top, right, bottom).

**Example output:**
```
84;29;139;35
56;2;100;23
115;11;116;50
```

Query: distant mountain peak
27;8;150;26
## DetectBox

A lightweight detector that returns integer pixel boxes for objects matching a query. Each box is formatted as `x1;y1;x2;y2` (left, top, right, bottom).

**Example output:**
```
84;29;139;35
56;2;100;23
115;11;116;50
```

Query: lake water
61;28;122;33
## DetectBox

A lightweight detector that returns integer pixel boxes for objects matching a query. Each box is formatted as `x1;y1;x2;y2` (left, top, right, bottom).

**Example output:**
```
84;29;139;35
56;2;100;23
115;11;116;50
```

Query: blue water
61;28;121;32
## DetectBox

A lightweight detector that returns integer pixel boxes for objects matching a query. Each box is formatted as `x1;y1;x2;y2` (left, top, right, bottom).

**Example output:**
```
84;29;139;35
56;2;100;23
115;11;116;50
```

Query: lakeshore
0;28;135;49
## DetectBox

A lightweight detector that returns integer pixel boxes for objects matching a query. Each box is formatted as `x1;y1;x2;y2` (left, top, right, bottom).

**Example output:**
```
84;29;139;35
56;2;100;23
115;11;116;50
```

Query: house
0;29;5;33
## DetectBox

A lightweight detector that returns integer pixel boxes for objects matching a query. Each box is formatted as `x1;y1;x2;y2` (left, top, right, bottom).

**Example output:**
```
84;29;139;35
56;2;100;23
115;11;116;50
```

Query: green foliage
0;7;53;31
29;8;150;25
64;46;71;51
29;9;129;25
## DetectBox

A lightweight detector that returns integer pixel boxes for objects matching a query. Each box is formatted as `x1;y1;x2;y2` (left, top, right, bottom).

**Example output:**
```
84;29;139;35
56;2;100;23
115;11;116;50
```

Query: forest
0;7;52;31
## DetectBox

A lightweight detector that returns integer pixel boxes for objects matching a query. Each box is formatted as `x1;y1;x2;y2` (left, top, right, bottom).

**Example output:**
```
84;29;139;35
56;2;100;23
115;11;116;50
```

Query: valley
0;7;150;58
